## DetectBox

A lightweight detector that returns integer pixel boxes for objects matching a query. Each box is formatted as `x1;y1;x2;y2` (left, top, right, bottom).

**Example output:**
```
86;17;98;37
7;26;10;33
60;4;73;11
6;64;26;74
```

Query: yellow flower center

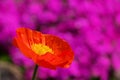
31;43;54;55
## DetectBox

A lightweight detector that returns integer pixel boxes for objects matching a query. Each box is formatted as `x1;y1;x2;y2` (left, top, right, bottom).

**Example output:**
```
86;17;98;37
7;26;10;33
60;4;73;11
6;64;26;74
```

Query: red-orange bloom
13;27;74;69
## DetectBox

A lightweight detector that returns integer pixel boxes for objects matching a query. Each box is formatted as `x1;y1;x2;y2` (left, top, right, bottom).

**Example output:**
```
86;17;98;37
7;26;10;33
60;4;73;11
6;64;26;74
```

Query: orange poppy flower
13;27;74;69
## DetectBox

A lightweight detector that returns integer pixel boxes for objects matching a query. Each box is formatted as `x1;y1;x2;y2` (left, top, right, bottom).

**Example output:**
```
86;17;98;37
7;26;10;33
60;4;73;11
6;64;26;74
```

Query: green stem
32;64;38;80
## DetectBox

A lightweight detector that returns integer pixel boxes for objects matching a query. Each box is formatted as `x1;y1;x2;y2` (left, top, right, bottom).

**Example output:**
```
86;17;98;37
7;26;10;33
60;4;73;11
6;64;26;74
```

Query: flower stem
32;64;38;80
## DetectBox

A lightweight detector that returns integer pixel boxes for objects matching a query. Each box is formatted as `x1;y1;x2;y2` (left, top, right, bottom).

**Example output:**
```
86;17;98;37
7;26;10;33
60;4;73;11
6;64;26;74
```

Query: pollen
31;43;54;55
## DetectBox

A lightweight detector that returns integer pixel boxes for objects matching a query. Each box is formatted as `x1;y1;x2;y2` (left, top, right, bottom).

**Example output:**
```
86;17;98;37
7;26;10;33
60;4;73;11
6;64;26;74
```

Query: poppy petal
13;38;18;47
16;28;31;48
44;34;74;67
36;52;69;68
14;37;36;59
16;27;43;47
35;59;56;69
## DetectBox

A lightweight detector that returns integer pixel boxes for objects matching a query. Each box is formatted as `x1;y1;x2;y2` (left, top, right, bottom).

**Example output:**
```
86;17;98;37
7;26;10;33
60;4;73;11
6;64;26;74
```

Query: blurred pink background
0;0;120;80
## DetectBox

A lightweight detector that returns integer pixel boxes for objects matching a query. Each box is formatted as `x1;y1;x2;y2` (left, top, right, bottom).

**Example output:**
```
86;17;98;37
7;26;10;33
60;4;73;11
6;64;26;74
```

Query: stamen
31;43;54;55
